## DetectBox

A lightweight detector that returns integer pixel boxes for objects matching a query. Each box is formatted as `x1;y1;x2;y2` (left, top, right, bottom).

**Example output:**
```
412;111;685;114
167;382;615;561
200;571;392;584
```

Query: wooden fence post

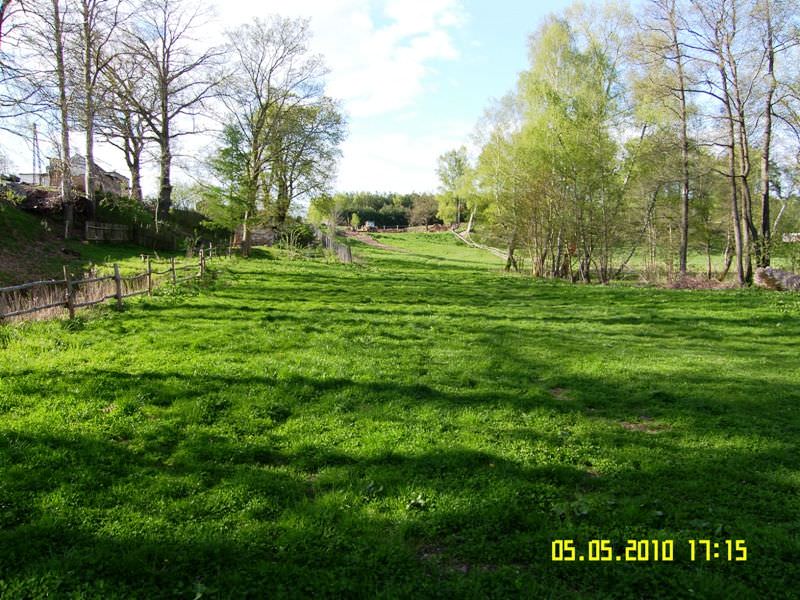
170;257;177;284
0;290;5;323
63;266;75;319
113;264;123;310
199;249;205;277
147;257;153;296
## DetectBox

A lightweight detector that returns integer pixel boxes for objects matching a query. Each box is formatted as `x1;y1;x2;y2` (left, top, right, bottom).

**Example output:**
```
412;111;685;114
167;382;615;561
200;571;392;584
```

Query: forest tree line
308;191;440;230
436;0;800;285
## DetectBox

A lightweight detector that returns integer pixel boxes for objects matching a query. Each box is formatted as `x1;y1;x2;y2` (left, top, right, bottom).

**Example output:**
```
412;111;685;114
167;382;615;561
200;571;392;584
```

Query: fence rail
0;245;230;323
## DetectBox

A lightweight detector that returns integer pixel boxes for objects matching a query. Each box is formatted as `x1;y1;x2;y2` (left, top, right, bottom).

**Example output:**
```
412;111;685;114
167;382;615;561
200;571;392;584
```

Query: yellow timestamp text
551;539;747;562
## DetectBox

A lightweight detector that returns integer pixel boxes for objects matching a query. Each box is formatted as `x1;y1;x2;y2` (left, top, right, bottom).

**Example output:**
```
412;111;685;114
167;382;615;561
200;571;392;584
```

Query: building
18;173;49;185
47;154;130;197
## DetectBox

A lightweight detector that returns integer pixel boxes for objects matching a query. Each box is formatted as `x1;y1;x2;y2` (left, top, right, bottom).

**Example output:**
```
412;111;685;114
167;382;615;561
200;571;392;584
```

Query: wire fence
0;245;236;323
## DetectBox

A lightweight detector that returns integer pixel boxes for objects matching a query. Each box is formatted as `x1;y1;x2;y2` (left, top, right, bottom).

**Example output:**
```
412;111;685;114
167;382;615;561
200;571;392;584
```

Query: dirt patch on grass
342;231;406;252
666;276;738;290
620;418;670;434
417;545;500;574
549;387;572;400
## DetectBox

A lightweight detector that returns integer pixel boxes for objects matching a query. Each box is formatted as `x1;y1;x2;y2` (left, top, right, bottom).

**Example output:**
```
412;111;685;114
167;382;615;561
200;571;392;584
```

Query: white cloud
215;0;470;192
337;120;472;192
216;0;464;117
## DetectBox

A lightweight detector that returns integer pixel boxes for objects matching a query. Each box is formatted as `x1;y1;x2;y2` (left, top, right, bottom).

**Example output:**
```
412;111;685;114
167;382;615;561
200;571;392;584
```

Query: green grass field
1;233;799;598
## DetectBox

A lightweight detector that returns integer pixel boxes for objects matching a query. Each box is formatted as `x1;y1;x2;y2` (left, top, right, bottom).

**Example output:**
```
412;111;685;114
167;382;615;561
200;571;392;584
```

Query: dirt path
342;231;406;252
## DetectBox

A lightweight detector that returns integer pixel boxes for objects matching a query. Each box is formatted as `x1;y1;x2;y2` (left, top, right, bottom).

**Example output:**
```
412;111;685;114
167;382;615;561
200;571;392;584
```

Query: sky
238;0;582;193
5;0;592;196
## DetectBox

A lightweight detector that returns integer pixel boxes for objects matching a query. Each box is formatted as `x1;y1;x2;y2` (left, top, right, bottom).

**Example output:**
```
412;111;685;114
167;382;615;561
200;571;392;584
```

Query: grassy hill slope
0;233;798;597
0;201;186;287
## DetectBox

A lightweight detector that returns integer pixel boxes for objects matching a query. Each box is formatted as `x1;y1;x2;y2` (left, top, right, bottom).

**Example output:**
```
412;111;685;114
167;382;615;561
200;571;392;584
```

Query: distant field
1;232;798;597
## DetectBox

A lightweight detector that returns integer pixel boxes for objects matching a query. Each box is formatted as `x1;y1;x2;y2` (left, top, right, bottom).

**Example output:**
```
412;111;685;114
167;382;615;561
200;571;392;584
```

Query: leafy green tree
199;124;252;235
436;146;470;226
409;194;440;227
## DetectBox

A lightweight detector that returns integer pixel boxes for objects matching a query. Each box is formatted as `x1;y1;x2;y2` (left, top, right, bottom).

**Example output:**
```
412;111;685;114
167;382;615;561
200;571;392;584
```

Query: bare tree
21;0;75;238
120;0;222;219
72;0;122;217
753;0;799;265
99;48;152;202
687;0;749;284
640;0;694;276
0;0;34;132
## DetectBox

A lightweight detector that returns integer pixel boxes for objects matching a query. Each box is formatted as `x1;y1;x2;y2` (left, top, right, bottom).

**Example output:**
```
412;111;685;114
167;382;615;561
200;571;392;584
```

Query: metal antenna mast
32;122;43;184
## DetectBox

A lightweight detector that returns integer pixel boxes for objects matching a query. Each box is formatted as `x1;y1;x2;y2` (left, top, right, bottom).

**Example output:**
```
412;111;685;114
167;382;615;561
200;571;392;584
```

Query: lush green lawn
1;233;798;598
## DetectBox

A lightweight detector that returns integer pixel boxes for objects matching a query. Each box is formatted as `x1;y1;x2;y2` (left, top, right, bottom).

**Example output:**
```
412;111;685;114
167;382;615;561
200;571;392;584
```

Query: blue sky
318;0;589;193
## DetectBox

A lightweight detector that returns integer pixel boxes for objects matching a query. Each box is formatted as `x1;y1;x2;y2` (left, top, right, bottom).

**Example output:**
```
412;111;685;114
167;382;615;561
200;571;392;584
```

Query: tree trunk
53;0;72;239
465;205;476;236
504;228;518;272
677;55;689;277
129;154;142;202
241;209;249;257
82;2;96;218
665;0;691;276
716;34;745;286
85;115;96;216
157;69;172;219
158;136;172;219
723;5;756;281
759;0;775;267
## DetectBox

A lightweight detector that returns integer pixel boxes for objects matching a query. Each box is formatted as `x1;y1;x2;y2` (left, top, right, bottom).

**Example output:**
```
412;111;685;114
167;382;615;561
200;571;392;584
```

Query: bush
279;223;316;249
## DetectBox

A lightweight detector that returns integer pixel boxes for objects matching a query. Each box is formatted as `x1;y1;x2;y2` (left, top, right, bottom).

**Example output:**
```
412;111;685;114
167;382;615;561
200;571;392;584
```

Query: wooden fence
85;221;132;242
0;245;231;323
315;229;352;263
83;220;181;250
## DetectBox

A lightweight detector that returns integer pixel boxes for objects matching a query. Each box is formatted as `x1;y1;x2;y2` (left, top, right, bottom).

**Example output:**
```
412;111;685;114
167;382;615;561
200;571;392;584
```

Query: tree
120;0;222;219
221;16;332;235
436;146;469;226
72;0;122;217
637;0;694;276
409;194;439;227
97;49;151;202
21;0;75;238
267;97;345;224
753;0;798;266
307;193;341;231
201;123;251;239
689;0;750;285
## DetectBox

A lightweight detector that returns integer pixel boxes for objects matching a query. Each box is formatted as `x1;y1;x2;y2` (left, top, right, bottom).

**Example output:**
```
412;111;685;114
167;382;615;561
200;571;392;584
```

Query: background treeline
309;192;440;229
0;0;345;245
436;0;800;284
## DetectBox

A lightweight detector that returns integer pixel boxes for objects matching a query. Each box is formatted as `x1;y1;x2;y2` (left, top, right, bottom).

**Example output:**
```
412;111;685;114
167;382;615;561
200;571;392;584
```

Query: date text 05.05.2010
551;539;747;562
